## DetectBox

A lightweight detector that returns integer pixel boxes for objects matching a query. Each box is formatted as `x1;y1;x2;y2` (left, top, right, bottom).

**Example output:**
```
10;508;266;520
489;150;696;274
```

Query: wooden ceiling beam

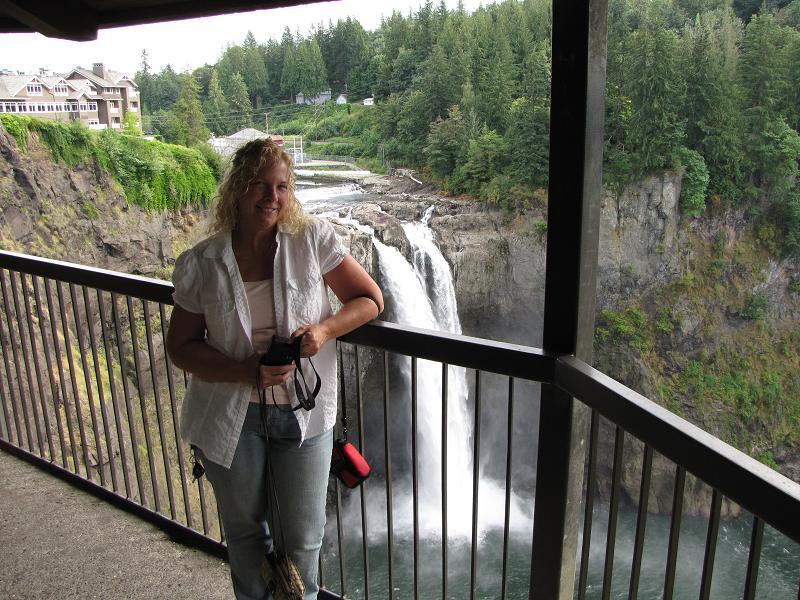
0;0;98;40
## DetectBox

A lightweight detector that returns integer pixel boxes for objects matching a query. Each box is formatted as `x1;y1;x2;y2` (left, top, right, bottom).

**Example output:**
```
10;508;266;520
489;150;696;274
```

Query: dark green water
322;502;799;599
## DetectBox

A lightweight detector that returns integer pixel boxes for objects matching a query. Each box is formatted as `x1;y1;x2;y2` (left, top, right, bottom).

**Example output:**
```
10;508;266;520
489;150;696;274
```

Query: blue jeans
199;403;332;600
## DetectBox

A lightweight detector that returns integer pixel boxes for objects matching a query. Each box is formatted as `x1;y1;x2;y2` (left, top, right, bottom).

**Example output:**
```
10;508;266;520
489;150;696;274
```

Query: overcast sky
0;0;486;77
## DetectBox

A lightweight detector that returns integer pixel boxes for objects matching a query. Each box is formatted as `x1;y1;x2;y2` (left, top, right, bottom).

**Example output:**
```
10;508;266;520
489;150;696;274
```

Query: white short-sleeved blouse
171;217;347;469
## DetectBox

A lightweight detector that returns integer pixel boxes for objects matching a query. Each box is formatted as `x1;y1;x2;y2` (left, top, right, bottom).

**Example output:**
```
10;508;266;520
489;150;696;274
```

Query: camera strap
290;351;321;411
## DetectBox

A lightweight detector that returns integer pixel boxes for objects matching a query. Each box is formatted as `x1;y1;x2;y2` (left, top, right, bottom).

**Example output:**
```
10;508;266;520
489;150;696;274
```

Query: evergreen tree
683;13;745;200
218;45;246;91
473;12;516;132
147;64;182;113
228;71;253;131
739;9;786;191
506;95;549;188
135;49;154;114
204;70;229;135
243;31;268;107
623;10;686;177
425;105;467;180
172;73;209;147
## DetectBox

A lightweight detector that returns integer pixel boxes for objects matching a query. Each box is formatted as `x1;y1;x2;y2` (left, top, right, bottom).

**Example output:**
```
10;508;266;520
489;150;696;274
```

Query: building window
26;83;42;95
47;104;54;112
37;104;45;112
88;119;99;125
89;102;97;111
130;101;139;110
54;84;69;95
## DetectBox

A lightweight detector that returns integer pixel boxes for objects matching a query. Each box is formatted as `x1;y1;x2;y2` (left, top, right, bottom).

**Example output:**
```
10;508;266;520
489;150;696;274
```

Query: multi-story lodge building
0;63;140;130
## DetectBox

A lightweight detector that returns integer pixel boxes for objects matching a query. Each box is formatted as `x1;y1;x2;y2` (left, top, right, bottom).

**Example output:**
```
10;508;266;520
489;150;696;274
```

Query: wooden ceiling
0;0;327;41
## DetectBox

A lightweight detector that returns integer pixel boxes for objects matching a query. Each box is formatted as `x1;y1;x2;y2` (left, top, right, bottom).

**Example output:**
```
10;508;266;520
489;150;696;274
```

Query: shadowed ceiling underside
0;0;327;41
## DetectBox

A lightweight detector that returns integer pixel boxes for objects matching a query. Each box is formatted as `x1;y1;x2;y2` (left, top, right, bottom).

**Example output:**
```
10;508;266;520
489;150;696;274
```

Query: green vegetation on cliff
595;223;800;466
0;115;217;211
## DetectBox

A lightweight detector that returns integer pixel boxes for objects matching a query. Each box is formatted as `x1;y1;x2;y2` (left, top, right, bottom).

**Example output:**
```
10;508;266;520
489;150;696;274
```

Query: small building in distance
0;62;139;130
295;89;332;105
335;93;347;105
362;97;374;106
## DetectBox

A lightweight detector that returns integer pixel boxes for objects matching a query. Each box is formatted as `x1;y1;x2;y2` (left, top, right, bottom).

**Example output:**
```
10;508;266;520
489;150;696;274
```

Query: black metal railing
1;249;799;599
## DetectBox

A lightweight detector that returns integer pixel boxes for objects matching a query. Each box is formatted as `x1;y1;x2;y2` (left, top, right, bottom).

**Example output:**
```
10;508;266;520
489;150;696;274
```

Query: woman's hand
291;324;331;358
247;353;296;389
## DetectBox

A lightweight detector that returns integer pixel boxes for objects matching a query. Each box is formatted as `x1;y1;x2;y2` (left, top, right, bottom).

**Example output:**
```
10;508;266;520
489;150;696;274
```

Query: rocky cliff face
0;126;201;276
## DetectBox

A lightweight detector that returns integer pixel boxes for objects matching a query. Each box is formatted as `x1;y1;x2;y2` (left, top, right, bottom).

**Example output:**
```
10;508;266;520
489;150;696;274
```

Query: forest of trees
135;0;800;257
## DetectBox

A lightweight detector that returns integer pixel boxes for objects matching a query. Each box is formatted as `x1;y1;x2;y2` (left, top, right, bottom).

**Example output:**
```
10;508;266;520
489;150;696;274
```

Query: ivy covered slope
0;115;215;276
594;201;800;480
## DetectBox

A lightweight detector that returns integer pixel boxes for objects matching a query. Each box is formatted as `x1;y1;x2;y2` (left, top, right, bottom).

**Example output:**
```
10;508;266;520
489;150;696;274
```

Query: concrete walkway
0;450;232;599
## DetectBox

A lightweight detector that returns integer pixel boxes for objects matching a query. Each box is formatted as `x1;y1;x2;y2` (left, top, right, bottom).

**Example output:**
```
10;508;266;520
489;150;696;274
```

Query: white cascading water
373;208;529;539
308;190;529;539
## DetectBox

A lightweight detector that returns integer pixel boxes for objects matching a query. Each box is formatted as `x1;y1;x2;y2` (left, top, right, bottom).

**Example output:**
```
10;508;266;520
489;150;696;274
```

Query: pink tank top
244;279;290;404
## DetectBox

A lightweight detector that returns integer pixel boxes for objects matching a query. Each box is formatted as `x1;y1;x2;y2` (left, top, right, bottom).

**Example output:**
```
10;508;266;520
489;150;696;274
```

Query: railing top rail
0;250;173;304
556;355;800;545
341;320;556;383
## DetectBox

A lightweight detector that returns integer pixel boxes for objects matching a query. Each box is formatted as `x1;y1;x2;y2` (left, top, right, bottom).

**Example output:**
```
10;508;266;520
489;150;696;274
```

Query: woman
166;138;383;600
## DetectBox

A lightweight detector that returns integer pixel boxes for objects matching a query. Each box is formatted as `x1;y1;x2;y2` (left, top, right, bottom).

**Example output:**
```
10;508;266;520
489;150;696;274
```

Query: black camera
260;335;301;366
258;334;319;412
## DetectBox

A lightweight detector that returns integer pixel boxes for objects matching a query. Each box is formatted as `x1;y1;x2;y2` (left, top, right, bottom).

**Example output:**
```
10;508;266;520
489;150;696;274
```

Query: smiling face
237;160;290;235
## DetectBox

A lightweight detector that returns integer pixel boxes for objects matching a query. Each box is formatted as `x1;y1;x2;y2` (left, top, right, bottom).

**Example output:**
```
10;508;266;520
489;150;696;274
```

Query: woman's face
238;159;290;234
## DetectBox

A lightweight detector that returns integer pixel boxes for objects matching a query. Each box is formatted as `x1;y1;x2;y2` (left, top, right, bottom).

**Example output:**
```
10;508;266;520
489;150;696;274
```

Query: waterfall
372;209;529;539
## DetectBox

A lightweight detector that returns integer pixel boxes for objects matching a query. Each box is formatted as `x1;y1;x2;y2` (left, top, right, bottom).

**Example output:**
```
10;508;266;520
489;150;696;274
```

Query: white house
295;89;332;105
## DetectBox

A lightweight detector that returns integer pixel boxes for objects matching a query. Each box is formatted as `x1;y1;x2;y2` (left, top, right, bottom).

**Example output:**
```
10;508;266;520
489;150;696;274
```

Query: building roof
66;67;138;90
0;74;36;98
0;71;108;100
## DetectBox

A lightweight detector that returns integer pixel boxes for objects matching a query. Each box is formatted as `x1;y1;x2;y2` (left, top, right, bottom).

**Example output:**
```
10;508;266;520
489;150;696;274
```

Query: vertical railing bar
32;276;69;467
159;303;193;528
143;301;176;519
196;476;211;535
383;351;394;599
601;426;625;600
411;356;419;600
628;443;653;600
111;292;146;503
318;546;325;592
21;273;55;460
663;465;686;600
85;287;118;490
0;270;20;445
578;409;600;600
500;377;515;600
441;362;449;600
7;270;40;453
58;281;92;478
99;291;132;497
335;344;347;597
0;306;14;442
469;370;482;600
45;279;80;471
698;488;723;600
335;479;347;597
742;515;764;600
127;295;161;511
70;283;105;487
355;347;370;600
0;270;25;448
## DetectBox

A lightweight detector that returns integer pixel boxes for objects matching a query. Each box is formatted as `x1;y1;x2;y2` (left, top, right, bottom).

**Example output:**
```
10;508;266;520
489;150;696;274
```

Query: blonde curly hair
208;138;308;235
